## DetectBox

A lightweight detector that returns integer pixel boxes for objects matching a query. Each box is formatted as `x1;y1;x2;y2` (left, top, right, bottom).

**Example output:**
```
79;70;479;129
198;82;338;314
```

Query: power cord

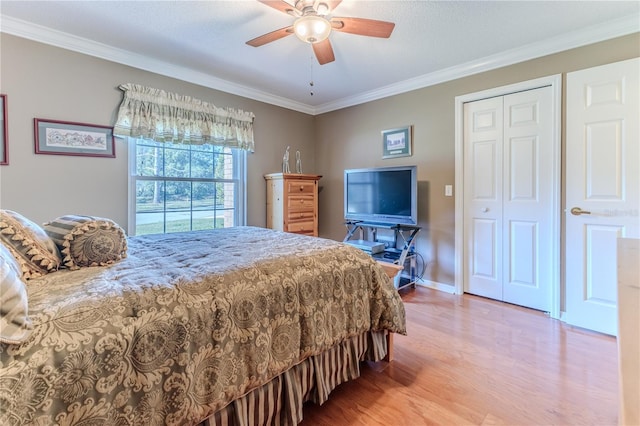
414;251;427;280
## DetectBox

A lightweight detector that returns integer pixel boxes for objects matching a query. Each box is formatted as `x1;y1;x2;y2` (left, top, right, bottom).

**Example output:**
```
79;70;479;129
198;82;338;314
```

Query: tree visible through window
129;138;245;236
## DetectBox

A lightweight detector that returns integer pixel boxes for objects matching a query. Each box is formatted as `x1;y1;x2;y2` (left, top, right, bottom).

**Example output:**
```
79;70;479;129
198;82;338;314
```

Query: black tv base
343;220;421;290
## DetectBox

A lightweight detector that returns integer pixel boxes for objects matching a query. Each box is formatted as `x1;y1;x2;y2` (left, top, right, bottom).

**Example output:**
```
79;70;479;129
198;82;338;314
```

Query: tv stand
344;220;421;290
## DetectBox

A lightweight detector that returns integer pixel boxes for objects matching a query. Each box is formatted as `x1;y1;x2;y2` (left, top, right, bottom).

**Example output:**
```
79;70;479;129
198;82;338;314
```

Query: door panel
586;120;622;199
565;58;639;335
473;141;499;199
509;220;536;287
502;88;553;311
463;87;553;312
585;225;622;304
471;218;501;299
464;97;503;301
509;136;537;201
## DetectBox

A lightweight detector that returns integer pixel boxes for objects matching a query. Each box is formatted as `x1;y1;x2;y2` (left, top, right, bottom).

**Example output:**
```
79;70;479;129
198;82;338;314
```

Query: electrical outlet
445;185;453;197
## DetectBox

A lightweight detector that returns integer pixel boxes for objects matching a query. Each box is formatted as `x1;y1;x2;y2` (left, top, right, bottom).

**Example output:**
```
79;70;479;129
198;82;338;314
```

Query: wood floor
300;287;618;426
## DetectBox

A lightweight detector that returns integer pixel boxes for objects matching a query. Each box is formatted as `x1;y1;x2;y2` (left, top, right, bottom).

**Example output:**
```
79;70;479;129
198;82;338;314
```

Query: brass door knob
570;207;591;216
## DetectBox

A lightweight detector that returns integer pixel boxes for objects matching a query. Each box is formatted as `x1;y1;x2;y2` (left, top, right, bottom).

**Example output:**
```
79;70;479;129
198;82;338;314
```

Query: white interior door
502;88;554;311
464;96;504;301
464;87;554;311
565;58;640;336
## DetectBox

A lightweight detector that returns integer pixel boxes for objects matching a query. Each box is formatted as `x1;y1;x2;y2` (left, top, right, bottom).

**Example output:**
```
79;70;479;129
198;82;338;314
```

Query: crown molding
1;14;638;116
0;15;315;115
312;14;640;114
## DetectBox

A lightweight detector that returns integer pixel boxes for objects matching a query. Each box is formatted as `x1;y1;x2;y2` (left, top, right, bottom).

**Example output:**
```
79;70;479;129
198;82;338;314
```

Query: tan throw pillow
0;209;62;279
43;215;127;269
0;243;33;344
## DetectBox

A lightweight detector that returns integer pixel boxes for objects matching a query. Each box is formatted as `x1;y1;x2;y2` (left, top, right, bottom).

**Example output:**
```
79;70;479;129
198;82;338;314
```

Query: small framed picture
382;125;412;159
34;118;115;158
0;94;8;165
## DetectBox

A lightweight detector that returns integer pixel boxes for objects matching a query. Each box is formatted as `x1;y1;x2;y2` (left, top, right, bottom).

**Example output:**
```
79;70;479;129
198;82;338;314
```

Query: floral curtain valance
114;83;255;152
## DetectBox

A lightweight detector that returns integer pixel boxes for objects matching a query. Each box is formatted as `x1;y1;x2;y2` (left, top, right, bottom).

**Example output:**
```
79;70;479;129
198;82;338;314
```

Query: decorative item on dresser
282;145;291;173
265;173;321;237
295;150;302;173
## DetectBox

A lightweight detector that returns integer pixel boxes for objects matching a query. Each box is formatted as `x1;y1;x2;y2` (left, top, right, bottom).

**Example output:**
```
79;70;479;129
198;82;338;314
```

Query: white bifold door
564;58;639;336
463;87;554;312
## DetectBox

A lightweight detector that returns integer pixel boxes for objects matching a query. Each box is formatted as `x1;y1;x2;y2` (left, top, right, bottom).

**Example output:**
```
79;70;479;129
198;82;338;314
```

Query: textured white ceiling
1;0;639;114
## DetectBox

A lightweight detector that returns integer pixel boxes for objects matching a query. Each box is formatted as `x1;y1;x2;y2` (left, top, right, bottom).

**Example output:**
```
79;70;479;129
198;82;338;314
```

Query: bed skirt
203;330;389;426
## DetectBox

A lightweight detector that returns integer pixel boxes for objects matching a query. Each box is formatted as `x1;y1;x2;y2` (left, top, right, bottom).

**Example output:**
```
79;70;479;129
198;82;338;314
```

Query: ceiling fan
246;0;395;65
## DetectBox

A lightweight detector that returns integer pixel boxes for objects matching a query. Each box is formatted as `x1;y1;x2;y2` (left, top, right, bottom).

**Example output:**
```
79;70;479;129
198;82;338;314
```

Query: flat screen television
344;165;418;225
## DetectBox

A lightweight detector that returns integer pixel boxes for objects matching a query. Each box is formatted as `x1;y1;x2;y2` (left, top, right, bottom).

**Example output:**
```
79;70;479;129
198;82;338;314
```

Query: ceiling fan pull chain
309;55;315;96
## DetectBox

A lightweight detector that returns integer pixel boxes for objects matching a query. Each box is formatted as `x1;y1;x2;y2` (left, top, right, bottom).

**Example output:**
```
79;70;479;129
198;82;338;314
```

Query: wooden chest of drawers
265;173;322;237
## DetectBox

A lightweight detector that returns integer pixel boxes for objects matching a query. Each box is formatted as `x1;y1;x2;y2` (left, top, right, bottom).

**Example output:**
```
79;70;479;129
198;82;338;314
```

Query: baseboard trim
415;279;456;294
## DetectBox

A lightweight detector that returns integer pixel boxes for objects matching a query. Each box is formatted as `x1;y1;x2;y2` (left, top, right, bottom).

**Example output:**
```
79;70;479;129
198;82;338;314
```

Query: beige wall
315;33;640;287
0;34;316;230
1;32;638;289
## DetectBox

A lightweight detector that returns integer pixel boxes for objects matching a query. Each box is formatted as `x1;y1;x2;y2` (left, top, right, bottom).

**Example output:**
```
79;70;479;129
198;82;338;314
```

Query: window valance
114;83;255;152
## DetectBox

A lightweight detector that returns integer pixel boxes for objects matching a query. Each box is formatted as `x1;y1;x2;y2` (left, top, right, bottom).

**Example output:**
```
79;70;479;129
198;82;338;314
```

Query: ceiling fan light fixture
316;2;329;15
293;15;331;43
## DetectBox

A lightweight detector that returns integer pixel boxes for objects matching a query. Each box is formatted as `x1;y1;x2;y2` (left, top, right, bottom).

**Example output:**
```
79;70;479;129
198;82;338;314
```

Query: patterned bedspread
0;226;406;425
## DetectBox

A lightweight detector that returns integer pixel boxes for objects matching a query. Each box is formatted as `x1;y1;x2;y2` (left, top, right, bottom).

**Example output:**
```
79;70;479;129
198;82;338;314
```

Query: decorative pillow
0;209;62;279
0;242;21;281
0;243;33;344
43;215;127;269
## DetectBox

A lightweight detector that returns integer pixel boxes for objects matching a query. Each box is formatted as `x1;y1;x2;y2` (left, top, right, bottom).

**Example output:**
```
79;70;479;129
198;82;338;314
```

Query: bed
0;220;406;426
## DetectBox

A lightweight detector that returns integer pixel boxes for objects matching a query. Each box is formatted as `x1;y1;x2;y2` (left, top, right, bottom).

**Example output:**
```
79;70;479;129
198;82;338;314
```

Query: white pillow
0;243;32;344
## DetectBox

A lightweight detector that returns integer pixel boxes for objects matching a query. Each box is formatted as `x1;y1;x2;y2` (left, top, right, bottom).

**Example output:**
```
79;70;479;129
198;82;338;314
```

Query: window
128;138;246;236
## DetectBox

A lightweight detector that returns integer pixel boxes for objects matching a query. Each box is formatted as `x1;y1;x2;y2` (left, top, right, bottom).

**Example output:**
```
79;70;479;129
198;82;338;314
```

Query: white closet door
464;96;504;301
502;88;554;311
565;58;640;336
463;87;553;312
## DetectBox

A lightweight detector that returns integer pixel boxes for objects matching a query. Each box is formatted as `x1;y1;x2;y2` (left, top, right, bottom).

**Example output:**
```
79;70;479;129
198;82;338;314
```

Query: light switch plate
445;185;453;197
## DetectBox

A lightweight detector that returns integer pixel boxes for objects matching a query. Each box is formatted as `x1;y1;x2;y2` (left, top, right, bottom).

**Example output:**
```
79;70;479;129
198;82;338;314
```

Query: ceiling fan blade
312;38;335;65
246;26;294;47
257;0;297;15
331;17;395;38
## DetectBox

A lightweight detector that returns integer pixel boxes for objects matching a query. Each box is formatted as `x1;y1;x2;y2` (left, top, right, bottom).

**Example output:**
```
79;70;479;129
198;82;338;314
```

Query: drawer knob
299;185;304;191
